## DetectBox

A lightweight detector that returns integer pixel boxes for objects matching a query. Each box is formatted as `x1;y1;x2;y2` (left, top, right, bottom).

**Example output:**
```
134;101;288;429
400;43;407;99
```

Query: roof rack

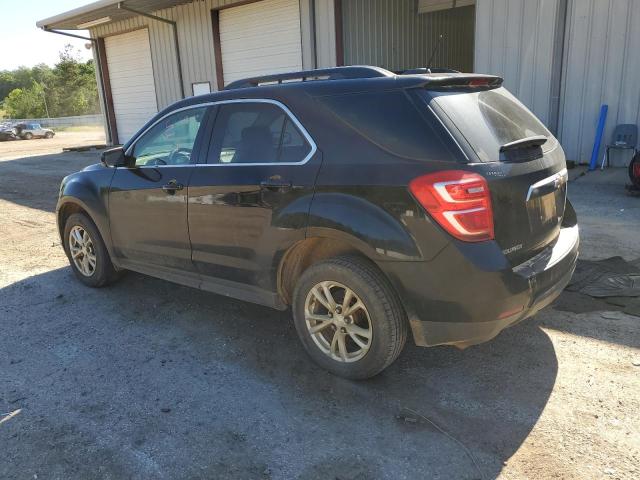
224;66;393;90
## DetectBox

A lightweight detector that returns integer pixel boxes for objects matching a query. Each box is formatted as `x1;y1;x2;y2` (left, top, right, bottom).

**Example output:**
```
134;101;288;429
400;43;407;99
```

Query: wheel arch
306;192;424;262
57;198;99;240
276;232;404;307
57;166;116;258
57;196;115;261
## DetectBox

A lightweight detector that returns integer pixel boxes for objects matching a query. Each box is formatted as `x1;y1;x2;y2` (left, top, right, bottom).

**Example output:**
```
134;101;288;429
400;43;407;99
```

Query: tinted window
132;107;207;167
425;87;554;162
210;102;310;164
316;90;451;160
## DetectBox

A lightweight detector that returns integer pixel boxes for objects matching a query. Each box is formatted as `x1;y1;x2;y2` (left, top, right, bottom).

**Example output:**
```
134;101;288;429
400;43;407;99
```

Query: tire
292;255;407;379
63;213;121;287
23;132;33;140
45;132;54;139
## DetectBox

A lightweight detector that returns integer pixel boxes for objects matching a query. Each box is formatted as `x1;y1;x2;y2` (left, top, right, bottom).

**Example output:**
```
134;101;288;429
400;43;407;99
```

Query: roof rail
224;66;393;90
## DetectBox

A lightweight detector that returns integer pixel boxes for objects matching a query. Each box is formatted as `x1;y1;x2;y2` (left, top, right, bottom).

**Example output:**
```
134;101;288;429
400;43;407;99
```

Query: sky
0;0;94;70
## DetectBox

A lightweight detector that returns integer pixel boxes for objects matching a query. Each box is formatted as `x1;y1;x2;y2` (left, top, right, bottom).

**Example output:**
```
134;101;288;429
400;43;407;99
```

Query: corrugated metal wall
559;0;640;165
91;0;223;109
474;0;562;128
475;0;640;164
91;0;321;110
314;0;338;68
341;0;475;72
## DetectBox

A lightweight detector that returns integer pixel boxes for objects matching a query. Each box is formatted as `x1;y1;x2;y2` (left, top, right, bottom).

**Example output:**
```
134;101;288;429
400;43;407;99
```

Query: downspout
41;28;115;143
117;1;186;99
548;0;568;136
310;0;318;69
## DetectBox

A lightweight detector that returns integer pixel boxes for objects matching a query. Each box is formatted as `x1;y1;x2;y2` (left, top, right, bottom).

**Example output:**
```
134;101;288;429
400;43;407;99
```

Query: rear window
425;88;555;162
316;91;452;161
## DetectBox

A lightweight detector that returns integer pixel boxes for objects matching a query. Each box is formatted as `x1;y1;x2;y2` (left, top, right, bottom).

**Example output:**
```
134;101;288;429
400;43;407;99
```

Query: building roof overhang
37;0;194;30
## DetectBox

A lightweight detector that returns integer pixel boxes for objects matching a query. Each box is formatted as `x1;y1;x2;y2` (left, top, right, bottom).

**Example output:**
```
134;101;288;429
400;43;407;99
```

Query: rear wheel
63;213;121;287
23;132;33;140
292;256;407;379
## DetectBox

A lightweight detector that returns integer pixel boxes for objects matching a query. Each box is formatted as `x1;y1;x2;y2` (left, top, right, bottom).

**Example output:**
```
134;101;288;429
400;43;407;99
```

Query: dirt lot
0;137;638;479
0;128;106;161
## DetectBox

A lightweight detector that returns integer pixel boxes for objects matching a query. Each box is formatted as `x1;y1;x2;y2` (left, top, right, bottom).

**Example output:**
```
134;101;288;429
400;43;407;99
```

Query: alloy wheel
68;225;97;277
304;281;372;363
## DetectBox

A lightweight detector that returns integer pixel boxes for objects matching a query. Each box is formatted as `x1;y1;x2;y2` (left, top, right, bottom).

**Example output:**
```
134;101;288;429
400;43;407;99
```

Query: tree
0;72;19;101
46;45;99;117
4;82;47;119
0;44;99;118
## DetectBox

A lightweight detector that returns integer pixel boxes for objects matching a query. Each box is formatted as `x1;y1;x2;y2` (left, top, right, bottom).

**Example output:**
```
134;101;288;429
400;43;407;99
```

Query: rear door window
424;87;555;162
209;102;311;164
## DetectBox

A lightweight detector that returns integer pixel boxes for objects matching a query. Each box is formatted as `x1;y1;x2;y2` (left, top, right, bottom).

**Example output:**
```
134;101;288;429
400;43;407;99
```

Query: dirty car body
56;66;578;378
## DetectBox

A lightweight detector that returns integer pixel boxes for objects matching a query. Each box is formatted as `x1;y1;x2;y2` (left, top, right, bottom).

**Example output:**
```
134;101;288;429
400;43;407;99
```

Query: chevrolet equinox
57;66;579;379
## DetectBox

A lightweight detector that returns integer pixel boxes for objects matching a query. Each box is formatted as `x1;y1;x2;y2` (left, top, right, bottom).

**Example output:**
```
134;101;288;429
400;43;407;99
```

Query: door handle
260;178;292;191
162;179;184;193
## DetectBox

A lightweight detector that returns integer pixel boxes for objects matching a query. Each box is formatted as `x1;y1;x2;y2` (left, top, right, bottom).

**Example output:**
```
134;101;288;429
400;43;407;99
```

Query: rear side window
425;88;554;162
315;90;451;161
209;102;311;164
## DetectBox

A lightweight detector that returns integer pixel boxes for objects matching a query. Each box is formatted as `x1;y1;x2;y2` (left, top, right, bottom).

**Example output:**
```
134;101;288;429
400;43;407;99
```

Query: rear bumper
380;225;579;348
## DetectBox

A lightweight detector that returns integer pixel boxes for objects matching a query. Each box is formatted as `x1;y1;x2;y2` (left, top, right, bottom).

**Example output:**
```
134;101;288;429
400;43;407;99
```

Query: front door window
132;107;207;167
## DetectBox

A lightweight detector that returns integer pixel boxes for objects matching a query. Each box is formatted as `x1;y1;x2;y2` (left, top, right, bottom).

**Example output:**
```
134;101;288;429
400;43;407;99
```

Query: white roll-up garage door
219;0;303;85
105;29;158;143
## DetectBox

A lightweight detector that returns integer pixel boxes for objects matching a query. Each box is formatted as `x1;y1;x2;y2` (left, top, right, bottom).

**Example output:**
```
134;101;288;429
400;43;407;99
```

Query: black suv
57;66;579;379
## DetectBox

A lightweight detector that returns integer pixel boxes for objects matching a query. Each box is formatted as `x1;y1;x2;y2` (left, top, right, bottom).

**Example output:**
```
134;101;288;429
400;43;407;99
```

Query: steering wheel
144;157;166;166
169;147;192;165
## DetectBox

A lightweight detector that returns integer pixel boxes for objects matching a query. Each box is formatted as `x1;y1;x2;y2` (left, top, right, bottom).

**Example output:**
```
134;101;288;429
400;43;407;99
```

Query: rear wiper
500;135;548;152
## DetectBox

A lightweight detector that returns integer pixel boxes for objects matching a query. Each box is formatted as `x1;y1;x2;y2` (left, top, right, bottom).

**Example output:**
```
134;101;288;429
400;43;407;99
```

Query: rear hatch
418;81;568;265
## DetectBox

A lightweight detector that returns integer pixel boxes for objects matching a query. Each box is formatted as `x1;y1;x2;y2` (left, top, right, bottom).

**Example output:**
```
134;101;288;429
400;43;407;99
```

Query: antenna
427;35;445;71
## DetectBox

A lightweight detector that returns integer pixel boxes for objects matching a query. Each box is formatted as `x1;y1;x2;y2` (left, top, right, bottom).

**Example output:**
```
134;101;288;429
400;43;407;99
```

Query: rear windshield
424;87;555;162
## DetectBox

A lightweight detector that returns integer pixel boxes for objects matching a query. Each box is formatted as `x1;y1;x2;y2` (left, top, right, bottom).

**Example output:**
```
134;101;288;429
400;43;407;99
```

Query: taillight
467;79;490;88
409;170;494;242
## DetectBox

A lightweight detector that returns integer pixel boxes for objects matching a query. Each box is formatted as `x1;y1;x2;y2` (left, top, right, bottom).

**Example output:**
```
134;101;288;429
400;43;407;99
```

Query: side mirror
101;147;128;167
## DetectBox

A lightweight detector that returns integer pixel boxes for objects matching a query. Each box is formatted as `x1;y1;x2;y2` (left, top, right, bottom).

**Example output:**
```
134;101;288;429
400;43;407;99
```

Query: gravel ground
0;128;106;161
0;140;639;480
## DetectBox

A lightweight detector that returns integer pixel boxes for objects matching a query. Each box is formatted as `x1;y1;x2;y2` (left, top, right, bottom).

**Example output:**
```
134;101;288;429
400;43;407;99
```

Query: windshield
424;87;555;162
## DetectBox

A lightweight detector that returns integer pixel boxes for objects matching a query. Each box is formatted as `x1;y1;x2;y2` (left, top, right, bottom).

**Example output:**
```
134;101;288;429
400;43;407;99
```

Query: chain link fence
4;114;103;129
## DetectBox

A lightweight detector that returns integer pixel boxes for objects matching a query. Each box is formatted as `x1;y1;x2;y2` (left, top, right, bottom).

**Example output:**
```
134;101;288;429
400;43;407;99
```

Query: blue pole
589;104;608;171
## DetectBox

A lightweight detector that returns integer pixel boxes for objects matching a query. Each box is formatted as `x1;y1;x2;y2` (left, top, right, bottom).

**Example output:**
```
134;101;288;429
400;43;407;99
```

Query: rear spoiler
500;135;548;152
412;74;503;91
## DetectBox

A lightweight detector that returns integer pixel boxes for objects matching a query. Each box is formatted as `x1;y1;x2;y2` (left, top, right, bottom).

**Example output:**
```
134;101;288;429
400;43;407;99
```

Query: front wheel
44;131;54;139
63;213;122;287
292;256;407;379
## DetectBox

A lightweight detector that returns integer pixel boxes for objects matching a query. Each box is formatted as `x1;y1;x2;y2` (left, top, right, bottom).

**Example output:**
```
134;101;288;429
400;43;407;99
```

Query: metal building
38;0;640;166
